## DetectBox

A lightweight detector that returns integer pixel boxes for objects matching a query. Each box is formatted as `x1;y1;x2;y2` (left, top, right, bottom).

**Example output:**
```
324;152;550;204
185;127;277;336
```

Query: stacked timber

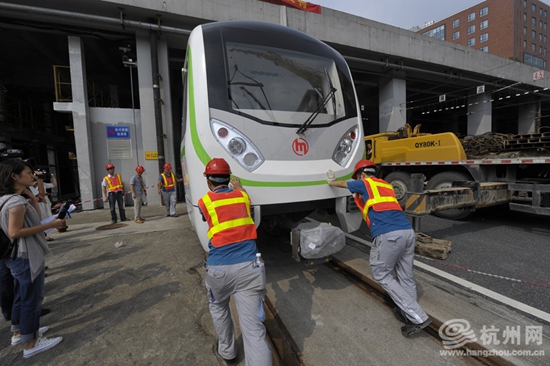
415;232;452;260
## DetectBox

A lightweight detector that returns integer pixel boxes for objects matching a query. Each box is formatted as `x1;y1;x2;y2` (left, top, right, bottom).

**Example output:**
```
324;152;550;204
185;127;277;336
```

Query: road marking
343;232;550;324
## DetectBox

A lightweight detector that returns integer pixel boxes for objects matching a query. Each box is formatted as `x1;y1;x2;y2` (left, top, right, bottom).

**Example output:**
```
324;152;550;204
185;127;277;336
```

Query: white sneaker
22;335;62;359
11;326;50;346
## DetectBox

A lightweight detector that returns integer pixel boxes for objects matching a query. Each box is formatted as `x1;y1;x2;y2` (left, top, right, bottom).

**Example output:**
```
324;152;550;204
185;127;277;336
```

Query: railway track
260;238;515;366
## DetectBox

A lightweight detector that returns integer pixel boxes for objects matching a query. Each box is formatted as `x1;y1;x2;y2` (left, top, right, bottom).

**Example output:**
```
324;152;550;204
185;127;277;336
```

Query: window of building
532;16;537;26
480;7;488;17
468;37;476;47
524;53;545;68
540;20;543;28
524;26;527;35
480;33;488;43
452;31;460;40
532;43;536;52
545;10;548;18
524;40;527;48
540;33;543;41
422;24;445;40
540;8;543;16
468;12;475;22
524;0;527;8
468;25;476;34
545;48;547;55
545;35;547;43
452;19;460;28
532;4;537;12
540;46;543;54
524;13;527;22
480;20;489;30
480;46;489;52
545;22;547;30
532;30;537;38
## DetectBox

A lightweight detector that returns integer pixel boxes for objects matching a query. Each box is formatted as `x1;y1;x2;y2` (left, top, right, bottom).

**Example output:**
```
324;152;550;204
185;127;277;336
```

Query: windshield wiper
228;65;272;110
296;68;337;134
239;86;267;110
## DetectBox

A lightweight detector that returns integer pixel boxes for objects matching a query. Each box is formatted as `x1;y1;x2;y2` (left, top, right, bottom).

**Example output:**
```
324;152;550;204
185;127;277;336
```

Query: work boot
401;318;432;337
214;341;237;366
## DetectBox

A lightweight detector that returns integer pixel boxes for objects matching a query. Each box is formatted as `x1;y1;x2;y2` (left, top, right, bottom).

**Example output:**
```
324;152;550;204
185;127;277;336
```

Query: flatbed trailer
366;126;550;219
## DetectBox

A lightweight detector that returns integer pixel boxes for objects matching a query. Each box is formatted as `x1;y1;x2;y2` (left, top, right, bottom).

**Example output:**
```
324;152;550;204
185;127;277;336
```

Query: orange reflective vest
353;177;402;227
198;189;257;247
160;172;175;190
105;173;123;192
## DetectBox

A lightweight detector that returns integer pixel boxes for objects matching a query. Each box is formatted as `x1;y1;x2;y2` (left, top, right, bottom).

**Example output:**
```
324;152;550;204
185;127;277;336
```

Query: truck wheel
384;171;411;208
426;171;473;220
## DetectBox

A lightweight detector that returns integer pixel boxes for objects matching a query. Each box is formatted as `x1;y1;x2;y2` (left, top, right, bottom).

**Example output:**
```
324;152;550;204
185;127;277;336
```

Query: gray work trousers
205;261;272;366
370;229;429;324
161;190;177;215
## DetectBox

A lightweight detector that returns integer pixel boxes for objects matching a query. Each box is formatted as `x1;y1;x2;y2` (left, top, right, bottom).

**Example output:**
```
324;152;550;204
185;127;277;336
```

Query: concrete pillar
54;36;97;210
518;101;539;133
379;71;406;132
467;93;492;135
135;31;174;206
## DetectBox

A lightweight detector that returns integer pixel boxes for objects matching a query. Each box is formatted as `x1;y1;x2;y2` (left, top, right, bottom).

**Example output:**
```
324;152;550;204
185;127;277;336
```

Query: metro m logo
292;138;309;156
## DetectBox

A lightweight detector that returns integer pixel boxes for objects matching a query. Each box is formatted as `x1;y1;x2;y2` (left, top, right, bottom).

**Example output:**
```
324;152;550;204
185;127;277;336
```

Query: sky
310;0;490;30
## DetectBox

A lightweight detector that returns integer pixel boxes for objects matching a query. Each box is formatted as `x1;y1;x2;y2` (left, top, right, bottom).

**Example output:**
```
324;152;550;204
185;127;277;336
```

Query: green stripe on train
188;46;211;166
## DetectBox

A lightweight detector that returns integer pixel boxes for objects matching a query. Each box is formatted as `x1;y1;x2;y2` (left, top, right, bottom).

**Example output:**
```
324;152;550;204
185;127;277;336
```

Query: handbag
0;195;19;259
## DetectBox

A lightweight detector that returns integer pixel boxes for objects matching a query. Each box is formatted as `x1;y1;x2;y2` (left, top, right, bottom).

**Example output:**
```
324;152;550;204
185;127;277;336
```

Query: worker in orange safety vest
157;163;183;217
102;163;128;224
198;158;271;366
327;159;431;337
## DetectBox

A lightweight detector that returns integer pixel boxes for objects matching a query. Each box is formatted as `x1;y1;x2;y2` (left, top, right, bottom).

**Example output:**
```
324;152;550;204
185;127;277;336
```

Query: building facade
420;0;550;70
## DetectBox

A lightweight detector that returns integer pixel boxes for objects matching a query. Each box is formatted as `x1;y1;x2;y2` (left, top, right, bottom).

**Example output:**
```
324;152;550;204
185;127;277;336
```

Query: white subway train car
180;21;364;251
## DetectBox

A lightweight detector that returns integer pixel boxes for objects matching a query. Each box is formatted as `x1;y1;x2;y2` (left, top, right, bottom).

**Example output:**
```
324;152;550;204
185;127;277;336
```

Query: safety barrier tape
416;254;550;289
76;185;160;206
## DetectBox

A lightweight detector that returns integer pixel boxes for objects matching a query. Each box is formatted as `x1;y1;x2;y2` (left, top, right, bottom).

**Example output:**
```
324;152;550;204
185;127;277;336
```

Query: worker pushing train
327;159;431;337
198;158;271;366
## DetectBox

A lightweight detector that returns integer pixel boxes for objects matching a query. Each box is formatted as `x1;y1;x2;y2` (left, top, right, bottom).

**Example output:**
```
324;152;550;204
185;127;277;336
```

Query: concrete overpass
1;0;549;208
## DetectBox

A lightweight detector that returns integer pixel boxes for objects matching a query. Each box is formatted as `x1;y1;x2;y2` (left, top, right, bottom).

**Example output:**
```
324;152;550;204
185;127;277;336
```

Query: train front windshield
226;42;346;125
203;24;357;127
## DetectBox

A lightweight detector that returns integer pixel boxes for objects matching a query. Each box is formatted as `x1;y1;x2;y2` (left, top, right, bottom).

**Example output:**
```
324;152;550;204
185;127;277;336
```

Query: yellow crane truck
365;124;550;219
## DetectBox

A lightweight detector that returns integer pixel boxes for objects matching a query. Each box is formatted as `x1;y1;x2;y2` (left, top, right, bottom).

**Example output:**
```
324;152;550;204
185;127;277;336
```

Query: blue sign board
106;126;130;139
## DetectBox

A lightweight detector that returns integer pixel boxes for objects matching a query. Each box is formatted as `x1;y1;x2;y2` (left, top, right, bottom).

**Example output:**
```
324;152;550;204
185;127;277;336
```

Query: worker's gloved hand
326;170;335;183
229;175;242;190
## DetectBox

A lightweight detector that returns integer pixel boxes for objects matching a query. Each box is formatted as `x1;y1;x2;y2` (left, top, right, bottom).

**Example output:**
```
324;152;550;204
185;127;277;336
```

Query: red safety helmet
204;158;231;176
135;165;145;173
163;163;172;171
105;163;115;170
352;159;377;179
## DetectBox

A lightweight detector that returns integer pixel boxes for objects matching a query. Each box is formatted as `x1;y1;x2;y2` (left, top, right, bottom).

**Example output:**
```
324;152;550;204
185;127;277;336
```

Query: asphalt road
351;206;550;318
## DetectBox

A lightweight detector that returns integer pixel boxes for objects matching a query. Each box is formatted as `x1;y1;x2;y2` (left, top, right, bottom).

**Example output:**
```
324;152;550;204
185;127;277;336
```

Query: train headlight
210;119;265;172
332;126;358;166
228;137;246;155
